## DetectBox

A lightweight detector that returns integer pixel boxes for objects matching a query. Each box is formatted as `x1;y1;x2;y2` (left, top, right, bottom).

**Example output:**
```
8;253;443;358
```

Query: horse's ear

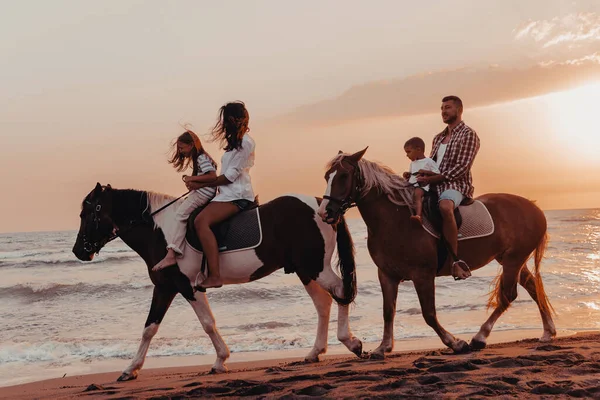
106;184;112;191
94;182;102;195
338;150;343;155
348;147;368;163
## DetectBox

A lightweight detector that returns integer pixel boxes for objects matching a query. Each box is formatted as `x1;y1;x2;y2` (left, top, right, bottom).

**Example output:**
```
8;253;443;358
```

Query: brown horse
318;149;556;356
72;184;362;381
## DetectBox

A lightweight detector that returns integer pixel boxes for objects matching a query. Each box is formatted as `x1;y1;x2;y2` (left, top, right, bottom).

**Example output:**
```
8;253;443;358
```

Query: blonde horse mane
327;154;415;209
146;191;181;231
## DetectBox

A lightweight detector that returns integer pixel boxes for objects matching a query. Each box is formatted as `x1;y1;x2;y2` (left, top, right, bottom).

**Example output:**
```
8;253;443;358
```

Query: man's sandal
451;260;472;281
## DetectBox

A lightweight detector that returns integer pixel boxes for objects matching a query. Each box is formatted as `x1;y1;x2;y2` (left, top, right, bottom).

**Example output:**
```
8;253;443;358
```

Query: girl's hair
168;129;216;175
210;101;249;151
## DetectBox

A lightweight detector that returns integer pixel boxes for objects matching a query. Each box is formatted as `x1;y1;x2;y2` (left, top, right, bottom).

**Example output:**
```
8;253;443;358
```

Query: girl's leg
154;193;211;271
194;201;240;288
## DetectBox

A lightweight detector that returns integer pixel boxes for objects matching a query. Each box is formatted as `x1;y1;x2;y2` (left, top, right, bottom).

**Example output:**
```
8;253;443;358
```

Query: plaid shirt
430;121;480;198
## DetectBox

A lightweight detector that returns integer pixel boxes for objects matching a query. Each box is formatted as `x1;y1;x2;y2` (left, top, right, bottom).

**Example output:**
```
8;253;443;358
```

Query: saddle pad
185;208;262;254
422;200;494;241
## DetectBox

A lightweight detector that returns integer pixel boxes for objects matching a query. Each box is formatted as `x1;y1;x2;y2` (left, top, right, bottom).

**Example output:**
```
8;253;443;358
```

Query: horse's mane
326;154;414;208
146;191;180;231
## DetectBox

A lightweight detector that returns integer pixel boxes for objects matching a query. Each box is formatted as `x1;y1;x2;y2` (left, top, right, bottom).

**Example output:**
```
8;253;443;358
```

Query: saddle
422;190;467;233
185;202;262;254
421;191;494;272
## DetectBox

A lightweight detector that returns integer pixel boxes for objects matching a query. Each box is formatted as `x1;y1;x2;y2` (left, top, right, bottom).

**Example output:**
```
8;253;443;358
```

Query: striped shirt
195;153;217;199
430;121;480;199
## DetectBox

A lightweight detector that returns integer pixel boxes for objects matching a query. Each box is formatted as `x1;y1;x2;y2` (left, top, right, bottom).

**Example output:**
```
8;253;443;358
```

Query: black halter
322;161;363;213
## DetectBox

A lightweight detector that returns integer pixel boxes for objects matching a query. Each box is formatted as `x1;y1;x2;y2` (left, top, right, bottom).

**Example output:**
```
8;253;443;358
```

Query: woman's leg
154;193;211;271
194;201;240;288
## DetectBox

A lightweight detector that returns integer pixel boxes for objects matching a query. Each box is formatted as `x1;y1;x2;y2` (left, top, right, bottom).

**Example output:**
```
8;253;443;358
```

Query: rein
82;191;190;253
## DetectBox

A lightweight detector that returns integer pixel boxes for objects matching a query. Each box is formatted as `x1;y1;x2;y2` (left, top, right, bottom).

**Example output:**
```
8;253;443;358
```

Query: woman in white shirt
186;101;256;289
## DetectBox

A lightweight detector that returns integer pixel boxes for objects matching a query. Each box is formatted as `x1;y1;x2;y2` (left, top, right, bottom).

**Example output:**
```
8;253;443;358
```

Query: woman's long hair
168;129;215;175
210;101;249;151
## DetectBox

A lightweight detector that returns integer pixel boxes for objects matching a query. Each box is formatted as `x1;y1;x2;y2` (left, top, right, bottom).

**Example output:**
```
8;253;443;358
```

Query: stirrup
451;260;471;281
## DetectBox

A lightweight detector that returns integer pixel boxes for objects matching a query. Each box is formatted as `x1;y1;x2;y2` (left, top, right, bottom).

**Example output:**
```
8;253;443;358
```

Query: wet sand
3;331;600;399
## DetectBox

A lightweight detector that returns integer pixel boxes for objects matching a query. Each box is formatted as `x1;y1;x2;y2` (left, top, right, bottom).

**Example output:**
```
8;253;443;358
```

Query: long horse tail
487;232;555;314
532;232;555;316
331;216;357;306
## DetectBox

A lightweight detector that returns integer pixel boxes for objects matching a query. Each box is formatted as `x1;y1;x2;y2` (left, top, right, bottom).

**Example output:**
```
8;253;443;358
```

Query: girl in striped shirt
153;130;217;271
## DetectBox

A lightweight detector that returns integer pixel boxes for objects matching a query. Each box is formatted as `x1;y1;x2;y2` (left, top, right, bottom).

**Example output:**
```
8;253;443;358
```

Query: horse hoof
470;339;487;350
351;341;363;358
304;356;320;363
209;366;228;374
369;351;385;360
117;372;137;382
539;333;555;342
453;340;471;354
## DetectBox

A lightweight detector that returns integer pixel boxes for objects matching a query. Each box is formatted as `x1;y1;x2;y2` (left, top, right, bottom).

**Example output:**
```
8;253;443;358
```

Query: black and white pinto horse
72;183;362;381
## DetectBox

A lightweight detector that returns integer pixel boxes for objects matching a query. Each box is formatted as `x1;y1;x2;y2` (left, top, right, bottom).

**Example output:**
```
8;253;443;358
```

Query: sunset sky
2;0;600;233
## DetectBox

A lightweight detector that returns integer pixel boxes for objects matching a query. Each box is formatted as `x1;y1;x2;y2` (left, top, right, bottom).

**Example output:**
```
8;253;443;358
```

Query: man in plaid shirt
417;96;480;280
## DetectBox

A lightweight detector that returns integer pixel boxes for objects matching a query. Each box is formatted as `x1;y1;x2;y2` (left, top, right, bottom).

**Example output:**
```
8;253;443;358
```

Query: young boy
402;137;440;225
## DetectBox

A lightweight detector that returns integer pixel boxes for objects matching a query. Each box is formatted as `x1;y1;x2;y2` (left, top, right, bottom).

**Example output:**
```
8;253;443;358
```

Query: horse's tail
331;216;357;306
532;232;555;316
487;231;555;315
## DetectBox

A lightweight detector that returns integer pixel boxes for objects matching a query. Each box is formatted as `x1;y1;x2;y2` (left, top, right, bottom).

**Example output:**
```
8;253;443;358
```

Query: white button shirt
212;134;256;202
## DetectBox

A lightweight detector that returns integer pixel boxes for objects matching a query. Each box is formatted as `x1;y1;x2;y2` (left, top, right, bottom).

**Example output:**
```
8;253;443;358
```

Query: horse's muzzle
72;244;94;261
321;209;341;225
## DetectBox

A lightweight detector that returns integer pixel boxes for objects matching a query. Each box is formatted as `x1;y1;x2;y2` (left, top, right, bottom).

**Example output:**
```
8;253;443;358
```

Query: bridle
80;201;118;253
79;190;189;254
322;160;363;215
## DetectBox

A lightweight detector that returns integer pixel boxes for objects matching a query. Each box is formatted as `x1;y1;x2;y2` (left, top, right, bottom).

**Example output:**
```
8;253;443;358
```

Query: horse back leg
302;280;332;362
413;275;470;354
187;290;230;373
371;269;400;359
519;266;557;341
471;256;523;349
118;287;176;381
304;276;362;359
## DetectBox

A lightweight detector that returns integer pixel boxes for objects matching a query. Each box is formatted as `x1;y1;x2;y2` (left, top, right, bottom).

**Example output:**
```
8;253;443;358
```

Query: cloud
540;52;600;67
271;61;600;127
514;13;600;48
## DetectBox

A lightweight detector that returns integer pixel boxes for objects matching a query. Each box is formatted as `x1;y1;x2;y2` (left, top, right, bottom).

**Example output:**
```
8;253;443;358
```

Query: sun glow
546;82;600;157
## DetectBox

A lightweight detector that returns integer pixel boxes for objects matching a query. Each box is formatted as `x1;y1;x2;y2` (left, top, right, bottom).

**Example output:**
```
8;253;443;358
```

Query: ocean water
0;209;599;387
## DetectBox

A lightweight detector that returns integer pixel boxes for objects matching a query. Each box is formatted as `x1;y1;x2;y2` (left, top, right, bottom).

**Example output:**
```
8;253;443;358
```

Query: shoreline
2;328;592;398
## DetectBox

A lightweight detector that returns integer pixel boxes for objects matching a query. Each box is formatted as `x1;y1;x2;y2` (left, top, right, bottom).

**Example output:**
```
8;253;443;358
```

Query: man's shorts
439;189;465;209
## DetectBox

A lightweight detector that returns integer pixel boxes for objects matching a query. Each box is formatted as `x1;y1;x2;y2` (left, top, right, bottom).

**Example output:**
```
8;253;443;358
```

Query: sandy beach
3;331;599;399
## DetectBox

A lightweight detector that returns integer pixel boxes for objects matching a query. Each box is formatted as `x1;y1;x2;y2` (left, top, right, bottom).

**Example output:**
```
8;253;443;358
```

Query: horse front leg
187;290;230;373
371;268;400;359
413;276;470;354
118;286;177;381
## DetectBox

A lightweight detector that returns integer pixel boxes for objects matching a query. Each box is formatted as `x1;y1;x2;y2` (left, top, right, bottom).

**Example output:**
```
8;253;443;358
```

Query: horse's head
318;147;368;225
73;182;118;261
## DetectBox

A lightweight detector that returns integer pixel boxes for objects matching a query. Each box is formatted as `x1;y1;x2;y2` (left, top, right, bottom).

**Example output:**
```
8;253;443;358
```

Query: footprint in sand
295;384;334;396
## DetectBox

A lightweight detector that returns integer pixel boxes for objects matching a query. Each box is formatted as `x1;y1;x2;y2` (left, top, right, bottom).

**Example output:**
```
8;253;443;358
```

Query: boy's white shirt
408;157;440;190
